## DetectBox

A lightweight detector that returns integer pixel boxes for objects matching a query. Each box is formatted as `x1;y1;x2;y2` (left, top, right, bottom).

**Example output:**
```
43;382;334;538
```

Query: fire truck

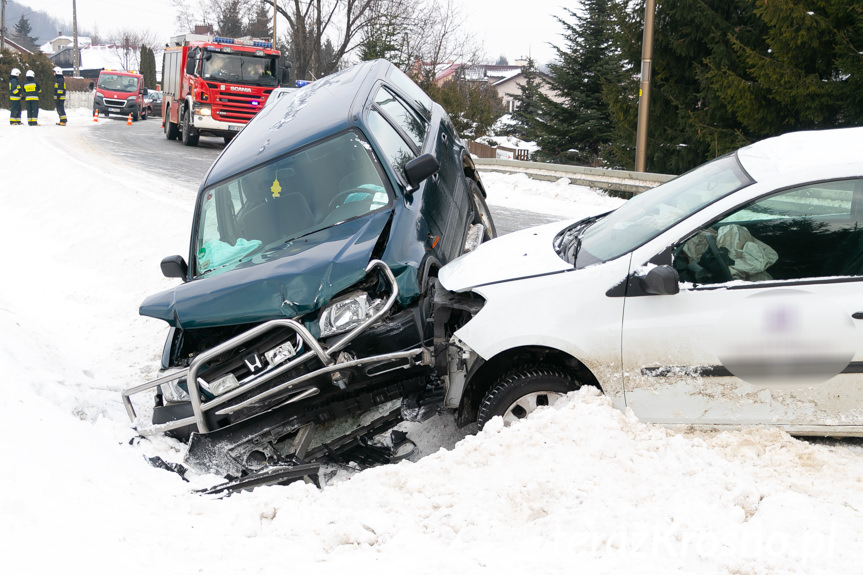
161;33;287;146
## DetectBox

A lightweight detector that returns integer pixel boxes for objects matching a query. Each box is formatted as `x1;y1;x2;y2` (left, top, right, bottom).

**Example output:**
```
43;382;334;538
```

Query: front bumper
192;111;245;135
122;260;432;436
95;98;138;115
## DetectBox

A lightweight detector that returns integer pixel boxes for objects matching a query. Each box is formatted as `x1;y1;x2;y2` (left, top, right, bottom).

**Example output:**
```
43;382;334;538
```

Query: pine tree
533;0;624;165
246;2;272;39
706;0;863;137
217;0;245;38
141;46;157;89
605;0;762;173
14;15;38;45
508;57;542;142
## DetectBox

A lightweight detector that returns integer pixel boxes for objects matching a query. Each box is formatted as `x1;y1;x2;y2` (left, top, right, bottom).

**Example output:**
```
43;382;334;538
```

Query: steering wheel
704;232;733;282
328;188;375;212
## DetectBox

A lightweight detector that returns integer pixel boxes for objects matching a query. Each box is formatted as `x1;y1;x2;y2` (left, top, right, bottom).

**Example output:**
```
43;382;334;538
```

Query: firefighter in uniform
23;70;41;126
53;67;67;126
8;68;22;126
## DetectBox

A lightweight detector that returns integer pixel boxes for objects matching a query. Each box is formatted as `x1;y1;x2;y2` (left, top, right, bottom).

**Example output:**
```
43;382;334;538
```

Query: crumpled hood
140;211;391;329
439;219;576;292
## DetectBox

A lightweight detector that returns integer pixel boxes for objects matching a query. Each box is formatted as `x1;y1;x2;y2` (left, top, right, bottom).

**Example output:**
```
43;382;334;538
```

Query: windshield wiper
554;214;603;265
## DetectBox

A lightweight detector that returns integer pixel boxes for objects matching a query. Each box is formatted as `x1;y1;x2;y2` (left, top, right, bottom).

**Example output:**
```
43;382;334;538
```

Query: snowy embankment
1;111;863;574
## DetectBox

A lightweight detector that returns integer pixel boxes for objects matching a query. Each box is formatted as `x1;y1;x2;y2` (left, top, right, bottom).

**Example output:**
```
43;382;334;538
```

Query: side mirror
142;87;149;96
160;255;188;280
88;81;94;91
404;154;440;191
281;61;292;85
639;265;679;295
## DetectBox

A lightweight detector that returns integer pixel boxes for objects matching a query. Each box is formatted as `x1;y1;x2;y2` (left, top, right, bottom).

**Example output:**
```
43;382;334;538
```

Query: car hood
439;219;576;292
140;211;391;329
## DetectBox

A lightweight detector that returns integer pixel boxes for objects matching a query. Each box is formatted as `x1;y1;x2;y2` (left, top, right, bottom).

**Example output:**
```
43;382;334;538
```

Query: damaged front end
122;260;440;487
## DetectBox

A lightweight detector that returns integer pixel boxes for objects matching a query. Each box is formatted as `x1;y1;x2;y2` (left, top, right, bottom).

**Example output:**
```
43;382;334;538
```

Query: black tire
164;107;179;140
181;108;199;147
477;367;579;429
141;107;148;120
468;179;497;241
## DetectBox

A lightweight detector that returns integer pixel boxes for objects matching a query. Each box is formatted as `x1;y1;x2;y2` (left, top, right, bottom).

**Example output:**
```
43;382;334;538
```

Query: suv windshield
195;131;393;276
563;153;753;267
202;52;278;86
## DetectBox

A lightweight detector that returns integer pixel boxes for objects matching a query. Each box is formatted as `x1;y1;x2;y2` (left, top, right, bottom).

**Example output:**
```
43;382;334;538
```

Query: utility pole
272;0;277;47
1;0;6;53
72;0;80;76
634;0;656;172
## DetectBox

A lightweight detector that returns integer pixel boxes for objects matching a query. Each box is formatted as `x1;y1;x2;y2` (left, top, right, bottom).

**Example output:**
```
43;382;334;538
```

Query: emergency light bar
213;36;273;49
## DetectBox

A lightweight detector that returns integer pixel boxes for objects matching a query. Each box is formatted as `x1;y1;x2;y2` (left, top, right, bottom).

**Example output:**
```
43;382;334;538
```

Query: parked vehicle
93;70;148;120
144;90;162;117
122;59;495;487
161;33;287;146
434;127;863;435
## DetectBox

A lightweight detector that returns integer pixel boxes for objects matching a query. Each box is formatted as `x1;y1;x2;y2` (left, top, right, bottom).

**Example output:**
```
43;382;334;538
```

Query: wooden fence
468;140;530;161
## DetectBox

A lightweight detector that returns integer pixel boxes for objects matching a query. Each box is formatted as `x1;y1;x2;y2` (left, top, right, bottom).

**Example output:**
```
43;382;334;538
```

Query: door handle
852;312;863;320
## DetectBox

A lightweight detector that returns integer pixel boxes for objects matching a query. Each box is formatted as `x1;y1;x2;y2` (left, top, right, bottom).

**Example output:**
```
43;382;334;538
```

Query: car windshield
194;131;393;276
562;153;753;267
98;73;138;92
202;52;278;86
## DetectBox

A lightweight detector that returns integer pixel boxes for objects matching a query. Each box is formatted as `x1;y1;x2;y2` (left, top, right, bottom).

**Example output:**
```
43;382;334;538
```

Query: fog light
265;337;300;367
208;373;240;396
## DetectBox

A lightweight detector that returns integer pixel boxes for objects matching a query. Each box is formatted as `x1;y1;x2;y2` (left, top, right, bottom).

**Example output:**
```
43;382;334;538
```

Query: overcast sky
24;0;571;66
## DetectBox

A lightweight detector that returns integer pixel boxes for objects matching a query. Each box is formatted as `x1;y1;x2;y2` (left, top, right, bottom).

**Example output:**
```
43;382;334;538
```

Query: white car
436;127;863;436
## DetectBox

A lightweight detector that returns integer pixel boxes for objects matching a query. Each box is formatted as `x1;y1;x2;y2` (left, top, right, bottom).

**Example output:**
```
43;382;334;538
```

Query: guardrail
475;157;675;196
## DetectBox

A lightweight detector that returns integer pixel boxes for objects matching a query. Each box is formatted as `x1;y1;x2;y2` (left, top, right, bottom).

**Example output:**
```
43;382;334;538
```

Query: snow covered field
2;110;863;574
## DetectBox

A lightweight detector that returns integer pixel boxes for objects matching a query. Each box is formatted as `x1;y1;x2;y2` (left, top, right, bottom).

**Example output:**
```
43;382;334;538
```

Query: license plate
108;107;122;113
228;125;242;131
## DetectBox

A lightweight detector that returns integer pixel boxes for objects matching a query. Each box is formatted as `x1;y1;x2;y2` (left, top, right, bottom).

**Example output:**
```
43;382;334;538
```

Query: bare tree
359;0;479;85
105;29;161;70
263;0;380;80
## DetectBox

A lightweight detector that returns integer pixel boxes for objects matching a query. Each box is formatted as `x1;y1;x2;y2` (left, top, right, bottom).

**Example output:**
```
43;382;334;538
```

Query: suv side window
674;179;863;285
368;108;417;183
374;87;428;149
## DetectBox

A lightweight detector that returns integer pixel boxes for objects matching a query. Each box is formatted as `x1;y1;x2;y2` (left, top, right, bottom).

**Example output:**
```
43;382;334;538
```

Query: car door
621;178;863;430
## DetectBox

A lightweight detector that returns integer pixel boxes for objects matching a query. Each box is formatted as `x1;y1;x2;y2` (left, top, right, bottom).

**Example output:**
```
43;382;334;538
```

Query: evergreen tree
605;0;762;173
217;0;245;38
706;0;863;137
534;0;624;165
246;2;272;39
508;57;542;142
14;14;38;45
140;46;157;89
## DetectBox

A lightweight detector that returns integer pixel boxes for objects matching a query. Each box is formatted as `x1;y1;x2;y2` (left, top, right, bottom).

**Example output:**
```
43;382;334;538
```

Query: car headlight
127;95;137;101
161;379;190;402
319;292;385;337
195;105;212;117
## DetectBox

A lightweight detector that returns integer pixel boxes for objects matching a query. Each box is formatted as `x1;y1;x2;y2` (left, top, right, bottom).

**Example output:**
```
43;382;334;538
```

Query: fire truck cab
162;34;286;146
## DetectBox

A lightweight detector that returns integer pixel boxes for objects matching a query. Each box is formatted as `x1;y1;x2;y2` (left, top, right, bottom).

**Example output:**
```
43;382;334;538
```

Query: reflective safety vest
54;77;67;100
9;78;22;101
23;80;40;101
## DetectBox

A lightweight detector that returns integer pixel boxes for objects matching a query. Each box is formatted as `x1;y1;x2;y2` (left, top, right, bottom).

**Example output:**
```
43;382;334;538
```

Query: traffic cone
93;110;98;122
127;114;133;126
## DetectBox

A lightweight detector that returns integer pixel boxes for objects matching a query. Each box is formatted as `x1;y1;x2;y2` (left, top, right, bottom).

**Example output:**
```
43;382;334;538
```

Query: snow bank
1;111;862;574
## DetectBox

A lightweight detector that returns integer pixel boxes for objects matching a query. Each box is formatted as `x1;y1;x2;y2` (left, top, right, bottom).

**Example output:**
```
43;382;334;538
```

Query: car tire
141;107;147;120
181;108;199;147
468;179;497;241
164;106;179;140
477;367;579;429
